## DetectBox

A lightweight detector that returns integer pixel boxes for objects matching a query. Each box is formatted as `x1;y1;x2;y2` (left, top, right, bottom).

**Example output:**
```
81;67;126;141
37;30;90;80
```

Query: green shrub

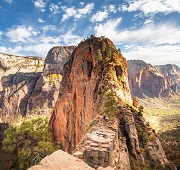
3;117;59;170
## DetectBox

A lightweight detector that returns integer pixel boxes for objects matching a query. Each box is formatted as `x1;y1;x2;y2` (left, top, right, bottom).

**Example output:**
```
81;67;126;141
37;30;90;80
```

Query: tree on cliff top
2;117;59;170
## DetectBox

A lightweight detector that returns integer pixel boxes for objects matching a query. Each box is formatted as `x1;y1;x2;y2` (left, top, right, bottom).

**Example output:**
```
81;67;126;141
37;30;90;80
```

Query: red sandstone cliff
50;36;131;153
127;60;178;98
49;37;175;169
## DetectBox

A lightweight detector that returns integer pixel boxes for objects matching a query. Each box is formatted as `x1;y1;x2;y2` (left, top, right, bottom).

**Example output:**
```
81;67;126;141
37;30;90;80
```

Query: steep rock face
155;64;180;89
50;36;131;153
0;53;44;119
127;60;178;98
43;46;75;75
27;46;75;115
0;53;44;91
0;73;41;118
0;47;75;119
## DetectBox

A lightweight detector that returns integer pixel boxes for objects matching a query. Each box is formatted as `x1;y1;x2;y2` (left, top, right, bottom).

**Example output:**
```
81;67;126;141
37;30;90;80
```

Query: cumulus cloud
90;11;108;22
123;0;180;15
95;18;180;45
5;0;13;4
6;25;39;43
95;18;180;66
38;18;45;23
32;0;46;12
49;3;60;15
124;45;180;66
109;5;116;13
42;25;57;32
61;3;94;21
94;18;122;42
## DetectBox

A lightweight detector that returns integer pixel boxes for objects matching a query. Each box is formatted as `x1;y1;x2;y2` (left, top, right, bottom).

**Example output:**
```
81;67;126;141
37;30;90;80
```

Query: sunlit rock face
127;60;178;98
50;36;131;153
0;53;44;118
0;47;75;119
155;64;180;90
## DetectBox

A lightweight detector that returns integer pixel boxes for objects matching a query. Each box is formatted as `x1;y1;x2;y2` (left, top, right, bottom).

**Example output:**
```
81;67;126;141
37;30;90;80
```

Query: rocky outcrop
28;150;115;170
49;36;131;153
43;46;75;75
155;64;180;89
127;60;178;98
0;53;44;119
27;46;75;115
28;150;94;170
49;37;175;169
0;47;75;120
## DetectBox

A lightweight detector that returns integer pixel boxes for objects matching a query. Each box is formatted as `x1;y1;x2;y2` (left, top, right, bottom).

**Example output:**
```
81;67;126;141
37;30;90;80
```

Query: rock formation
49;36;131;153
127;60;178;98
49;37;175;169
155;64;180;90
27;46;75;115
28;150;115;170
0;53;44;119
0;47;75;120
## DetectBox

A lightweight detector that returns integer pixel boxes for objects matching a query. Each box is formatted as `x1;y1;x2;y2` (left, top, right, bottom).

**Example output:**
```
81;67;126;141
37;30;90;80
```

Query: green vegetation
135;124;149;146
2;117;59;170
103;90;121;120
141;94;180;169
97;49;102;62
85;119;99;133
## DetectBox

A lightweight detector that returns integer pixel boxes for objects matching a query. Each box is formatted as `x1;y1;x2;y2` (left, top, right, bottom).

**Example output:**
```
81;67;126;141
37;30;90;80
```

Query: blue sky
0;0;180;66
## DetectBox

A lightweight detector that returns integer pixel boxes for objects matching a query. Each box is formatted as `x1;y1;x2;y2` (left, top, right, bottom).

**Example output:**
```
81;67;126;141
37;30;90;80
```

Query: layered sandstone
155;64;180;89
0;53;44;119
27;46;75;115
0;47;75;120
127;60;177;98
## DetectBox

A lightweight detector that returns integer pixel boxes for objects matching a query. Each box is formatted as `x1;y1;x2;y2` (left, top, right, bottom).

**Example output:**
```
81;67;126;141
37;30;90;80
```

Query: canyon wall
127;60;178;98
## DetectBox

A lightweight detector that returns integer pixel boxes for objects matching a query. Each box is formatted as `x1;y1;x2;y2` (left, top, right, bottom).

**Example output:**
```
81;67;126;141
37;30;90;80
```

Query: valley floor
141;93;180;169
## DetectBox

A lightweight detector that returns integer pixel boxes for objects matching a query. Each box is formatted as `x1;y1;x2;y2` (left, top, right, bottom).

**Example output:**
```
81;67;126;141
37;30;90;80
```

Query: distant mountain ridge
127;60;178;98
155;64;180;89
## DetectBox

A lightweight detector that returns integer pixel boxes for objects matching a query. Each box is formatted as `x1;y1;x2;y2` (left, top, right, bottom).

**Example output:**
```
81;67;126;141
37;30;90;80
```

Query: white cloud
32;0;46;12
79;2;84;6
5;0;13;4
61;3;94;21
95;18;180;46
38;18;45;23
49;3;60;15
42;25;57;32
109;5;116;13
90;11;108;22
124;45;180;66
94;18;122;43
61;31;82;45
0;46;8;53
6;25;39;43
95;18;180;66
123;0;180;15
